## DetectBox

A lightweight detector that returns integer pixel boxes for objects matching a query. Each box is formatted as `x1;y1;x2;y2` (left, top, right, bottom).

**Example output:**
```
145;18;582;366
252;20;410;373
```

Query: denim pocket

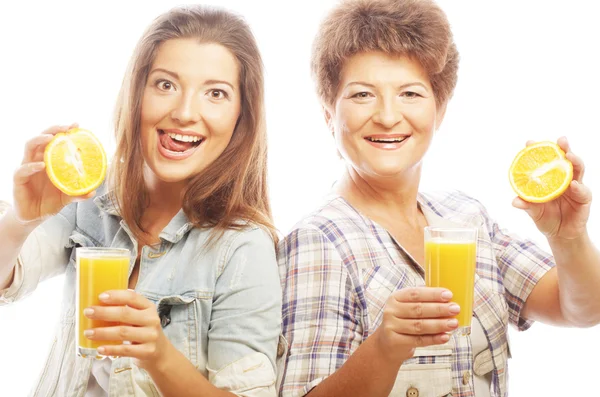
153;294;201;366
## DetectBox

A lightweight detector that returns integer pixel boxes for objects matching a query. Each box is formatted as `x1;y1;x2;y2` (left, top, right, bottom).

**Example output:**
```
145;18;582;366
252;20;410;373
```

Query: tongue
160;134;195;152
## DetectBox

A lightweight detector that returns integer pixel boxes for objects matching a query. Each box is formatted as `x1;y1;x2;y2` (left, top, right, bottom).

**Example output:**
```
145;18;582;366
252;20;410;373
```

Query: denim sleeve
0;203;76;305
207;226;282;396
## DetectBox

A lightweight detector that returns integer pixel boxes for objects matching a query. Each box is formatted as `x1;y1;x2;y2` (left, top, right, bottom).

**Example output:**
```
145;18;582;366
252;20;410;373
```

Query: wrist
548;230;591;249
140;337;174;374
2;207;41;236
370;328;411;369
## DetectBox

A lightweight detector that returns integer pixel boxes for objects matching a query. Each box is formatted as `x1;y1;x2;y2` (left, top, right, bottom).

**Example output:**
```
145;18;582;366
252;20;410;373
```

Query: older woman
277;0;600;396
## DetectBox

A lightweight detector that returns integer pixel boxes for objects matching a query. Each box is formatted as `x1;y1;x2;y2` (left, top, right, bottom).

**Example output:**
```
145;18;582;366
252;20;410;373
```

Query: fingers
84;305;157;327
389;316;459;335
40;123;78;136
392;287;453;304
393;301;461;319
22;134;55;163
565;151;585;182
99;290;152;310
84;325;159;344
14;162;46;185
567;180;593;205
95;343;158;360
393;332;451;348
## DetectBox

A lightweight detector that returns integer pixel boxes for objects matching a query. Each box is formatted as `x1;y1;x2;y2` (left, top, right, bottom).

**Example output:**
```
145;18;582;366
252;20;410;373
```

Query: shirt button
160;315;171;328
277;341;285;357
462;370;471;385
406;386;419;397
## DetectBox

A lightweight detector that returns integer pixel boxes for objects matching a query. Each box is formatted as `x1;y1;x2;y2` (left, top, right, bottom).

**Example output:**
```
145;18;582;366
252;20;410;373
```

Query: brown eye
209;89;227;99
156;80;175;91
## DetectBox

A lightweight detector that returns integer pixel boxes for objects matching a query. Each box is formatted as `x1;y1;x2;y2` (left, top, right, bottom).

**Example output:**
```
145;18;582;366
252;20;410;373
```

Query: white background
0;0;598;396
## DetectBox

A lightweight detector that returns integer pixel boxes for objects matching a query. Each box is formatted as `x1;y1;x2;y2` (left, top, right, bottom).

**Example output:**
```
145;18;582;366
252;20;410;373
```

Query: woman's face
326;51;445;182
140;38;241;184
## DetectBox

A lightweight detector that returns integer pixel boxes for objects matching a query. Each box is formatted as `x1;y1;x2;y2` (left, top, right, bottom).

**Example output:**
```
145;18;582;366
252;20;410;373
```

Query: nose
372;97;403;128
170;92;201;125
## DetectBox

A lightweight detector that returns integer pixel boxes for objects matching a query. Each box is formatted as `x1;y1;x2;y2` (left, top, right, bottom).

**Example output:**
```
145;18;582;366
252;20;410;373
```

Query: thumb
568;180;593;205
512;197;544;219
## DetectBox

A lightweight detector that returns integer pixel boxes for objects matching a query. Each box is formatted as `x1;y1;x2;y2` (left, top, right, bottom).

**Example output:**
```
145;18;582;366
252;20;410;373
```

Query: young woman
0;5;281;397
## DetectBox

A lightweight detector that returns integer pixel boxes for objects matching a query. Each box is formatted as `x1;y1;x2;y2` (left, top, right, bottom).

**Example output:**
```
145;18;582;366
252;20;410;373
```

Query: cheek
204;103;240;138
335;104;370;140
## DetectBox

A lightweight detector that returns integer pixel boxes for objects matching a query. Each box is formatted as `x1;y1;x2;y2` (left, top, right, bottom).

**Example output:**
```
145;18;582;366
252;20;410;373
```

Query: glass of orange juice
76;247;130;358
424;227;477;336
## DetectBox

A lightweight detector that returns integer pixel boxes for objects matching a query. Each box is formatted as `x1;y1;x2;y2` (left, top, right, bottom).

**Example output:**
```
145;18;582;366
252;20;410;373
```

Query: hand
374;287;459;366
12;123;95;224
512;137;592;240
83;290;170;370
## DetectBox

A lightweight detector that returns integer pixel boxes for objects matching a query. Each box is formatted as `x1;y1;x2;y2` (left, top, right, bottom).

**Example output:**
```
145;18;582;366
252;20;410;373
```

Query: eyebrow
149;68;235;91
344;81;429;91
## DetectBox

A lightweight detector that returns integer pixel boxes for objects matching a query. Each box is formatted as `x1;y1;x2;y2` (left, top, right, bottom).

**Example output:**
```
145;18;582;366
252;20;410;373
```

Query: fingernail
441;333;450;342
441;290;453;300
447;319;459;328
83;308;94;317
99;293;110;301
449;304;461;314
33;163;45;171
83;330;94;337
97;347;105;354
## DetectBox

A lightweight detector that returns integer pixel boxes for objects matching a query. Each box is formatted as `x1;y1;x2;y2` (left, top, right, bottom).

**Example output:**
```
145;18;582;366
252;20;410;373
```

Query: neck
142;166;186;226
336;164;423;228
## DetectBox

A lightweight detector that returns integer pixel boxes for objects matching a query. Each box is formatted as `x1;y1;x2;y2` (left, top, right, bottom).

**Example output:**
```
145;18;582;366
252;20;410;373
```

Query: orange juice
76;248;129;357
424;228;477;331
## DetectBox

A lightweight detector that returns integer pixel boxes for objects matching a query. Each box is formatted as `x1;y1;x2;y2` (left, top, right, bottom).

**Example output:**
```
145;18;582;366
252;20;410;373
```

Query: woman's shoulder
280;195;371;249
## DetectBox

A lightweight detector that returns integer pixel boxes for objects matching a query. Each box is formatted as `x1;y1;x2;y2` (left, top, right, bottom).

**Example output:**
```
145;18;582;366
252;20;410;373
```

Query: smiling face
326;51;445;182
140;38;241;184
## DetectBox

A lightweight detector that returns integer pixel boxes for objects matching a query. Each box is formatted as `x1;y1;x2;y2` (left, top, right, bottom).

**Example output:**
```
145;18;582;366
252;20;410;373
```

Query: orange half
509;141;573;203
44;128;107;196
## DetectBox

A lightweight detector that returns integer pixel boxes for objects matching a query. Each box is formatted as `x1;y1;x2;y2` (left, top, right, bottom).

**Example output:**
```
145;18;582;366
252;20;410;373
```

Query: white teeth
367;137;407;143
166;132;201;143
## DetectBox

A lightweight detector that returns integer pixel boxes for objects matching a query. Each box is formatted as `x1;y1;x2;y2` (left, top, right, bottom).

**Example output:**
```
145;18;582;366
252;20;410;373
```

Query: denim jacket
0;187;283;397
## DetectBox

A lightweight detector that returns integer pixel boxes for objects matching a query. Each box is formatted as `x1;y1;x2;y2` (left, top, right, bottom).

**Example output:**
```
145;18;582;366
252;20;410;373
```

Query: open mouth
158;130;204;153
365;136;408;144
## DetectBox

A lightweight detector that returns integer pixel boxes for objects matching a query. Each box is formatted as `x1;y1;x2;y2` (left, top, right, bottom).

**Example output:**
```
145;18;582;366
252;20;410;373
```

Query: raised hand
513;137;592;240
12;123;94;224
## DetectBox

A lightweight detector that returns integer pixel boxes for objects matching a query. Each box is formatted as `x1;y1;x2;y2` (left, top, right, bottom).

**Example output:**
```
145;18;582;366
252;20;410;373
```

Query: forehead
340;51;430;86
152;38;239;86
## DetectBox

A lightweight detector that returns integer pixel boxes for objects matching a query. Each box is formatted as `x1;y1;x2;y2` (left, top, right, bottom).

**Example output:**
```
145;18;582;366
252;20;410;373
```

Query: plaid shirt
277;191;554;397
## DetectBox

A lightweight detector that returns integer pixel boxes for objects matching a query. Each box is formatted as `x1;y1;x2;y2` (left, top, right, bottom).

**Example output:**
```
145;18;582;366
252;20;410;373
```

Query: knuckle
118;326;129;340
408;288;420;302
413;320;423;333
413;303;423;318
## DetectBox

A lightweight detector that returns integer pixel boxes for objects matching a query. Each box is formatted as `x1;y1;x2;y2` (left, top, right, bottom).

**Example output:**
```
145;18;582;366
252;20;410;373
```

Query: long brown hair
110;5;276;245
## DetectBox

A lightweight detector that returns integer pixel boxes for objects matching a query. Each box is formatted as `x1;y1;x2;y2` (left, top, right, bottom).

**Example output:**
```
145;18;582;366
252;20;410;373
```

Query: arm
278;226;454;397
505;137;600;327
0;204;75;304
514;138;600;327
0;205;38;291
90;226;281;397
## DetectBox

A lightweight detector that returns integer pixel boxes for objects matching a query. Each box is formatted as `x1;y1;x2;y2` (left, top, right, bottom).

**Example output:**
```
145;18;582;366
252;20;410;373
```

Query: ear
435;101;448;132
322;104;335;136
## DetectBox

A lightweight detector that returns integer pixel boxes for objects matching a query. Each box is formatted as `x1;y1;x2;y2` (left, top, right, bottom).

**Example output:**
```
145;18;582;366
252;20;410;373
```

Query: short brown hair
111;5;276;245
312;0;459;107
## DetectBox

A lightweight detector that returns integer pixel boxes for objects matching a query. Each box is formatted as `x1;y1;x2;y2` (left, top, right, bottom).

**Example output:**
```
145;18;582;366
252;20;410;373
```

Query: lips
156;129;204;161
364;134;410;150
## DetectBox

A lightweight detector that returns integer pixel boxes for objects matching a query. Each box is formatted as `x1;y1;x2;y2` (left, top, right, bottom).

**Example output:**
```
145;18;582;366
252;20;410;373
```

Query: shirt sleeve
0;203;76;305
277;225;363;397
485;210;555;331
207;226;282;397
